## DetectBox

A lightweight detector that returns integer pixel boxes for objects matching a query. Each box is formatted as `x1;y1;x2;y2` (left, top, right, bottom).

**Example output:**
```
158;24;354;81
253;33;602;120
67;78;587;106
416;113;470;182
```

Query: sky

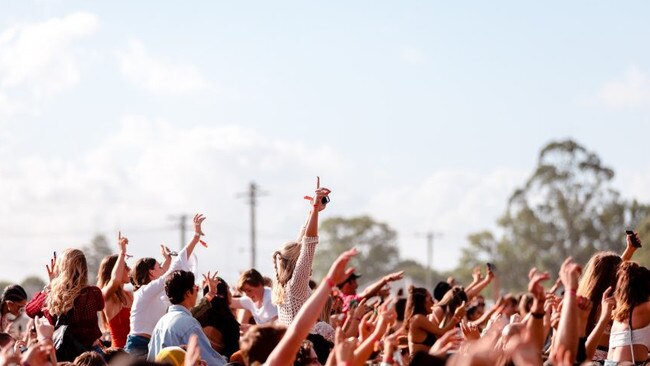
1;1;650;286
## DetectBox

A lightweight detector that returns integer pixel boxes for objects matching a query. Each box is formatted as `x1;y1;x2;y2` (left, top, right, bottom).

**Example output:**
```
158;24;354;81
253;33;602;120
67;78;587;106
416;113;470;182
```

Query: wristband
325;277;336;288
194;232;202;237
568;288;577;296
531;312;545;319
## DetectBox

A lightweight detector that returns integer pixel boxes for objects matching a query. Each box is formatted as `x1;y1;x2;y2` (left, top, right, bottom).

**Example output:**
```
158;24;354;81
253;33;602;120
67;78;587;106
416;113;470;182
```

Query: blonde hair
46;248;88;316
271;241;301;305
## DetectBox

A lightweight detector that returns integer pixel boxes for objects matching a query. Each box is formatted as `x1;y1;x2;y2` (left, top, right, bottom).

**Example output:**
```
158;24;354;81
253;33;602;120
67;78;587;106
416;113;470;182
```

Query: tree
457;139;650;291
635;215;650;267
313;216;400;284
83;234;113;284
395;259;446;288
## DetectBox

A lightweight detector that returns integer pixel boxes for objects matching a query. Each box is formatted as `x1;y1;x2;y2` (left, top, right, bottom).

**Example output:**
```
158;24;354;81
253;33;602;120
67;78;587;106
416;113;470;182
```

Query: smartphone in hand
626;230;642;248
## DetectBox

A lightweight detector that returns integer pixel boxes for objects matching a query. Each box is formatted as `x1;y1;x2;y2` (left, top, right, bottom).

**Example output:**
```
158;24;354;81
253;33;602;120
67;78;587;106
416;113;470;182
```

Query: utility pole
416;231;443;289
168;214;189;250
237;182;267;269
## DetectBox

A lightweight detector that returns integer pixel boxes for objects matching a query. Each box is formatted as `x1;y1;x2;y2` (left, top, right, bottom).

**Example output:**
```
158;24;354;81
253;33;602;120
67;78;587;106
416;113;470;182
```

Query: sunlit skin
240;283;265;304
149;262;165;281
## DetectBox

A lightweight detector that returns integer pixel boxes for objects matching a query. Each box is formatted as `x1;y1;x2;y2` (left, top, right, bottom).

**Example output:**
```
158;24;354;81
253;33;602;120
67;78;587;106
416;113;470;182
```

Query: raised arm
551;257;582;363
102;232;128;299
185;214;206;258
265;248;358;366
585;286;615;361
465;266;495;300
359;271;404;300
621;231;641;261
288;185;331;291
525;268;550;352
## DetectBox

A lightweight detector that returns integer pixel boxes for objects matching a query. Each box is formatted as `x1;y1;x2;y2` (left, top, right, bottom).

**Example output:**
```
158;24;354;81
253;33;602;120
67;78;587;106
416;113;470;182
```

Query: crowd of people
1;179;649;366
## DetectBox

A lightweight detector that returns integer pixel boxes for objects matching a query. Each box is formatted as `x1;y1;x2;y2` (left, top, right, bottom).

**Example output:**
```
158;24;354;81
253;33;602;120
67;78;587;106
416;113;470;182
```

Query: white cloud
115;40;208;95
592;66;650;108
0;119;346;283
0;12;98;116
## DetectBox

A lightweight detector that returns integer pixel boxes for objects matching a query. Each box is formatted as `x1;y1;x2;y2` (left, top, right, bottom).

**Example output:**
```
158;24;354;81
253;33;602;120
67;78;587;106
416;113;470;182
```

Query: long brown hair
97;255;128;328
613;261;650;322
577;251;621;333
271;242;301;305
436;286;467;328
403;286;430;332
130;258;157;291
46;249;88;315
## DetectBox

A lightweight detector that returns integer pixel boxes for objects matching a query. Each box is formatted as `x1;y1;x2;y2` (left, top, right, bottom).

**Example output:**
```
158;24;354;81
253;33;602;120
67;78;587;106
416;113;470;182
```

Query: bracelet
531;312;545;319
325;277;336;288
568;288;577;296
194;232;202;237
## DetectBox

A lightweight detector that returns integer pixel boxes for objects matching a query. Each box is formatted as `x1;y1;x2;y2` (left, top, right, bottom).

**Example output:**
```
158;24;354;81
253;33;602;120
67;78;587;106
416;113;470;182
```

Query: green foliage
457;139;650;292
635;215;650;267
83;234;113;285
396;259;446;287
313;215;400;283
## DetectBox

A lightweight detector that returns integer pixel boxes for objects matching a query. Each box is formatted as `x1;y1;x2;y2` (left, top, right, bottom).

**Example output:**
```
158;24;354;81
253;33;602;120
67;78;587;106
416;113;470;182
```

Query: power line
236;181;268;269
415;231;443;290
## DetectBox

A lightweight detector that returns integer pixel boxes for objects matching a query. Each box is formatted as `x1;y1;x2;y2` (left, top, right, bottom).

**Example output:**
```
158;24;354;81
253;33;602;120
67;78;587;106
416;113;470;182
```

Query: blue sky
1;1;649;285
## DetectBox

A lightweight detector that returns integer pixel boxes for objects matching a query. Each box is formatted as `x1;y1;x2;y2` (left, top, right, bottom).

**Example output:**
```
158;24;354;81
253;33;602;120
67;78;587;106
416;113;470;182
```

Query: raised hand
202;271;219;298
193;214;206;236
528;268;550;302
304;177;331;212
559;257;582;291
461;320;481;341
184;334;201;366
472;266;483;282
383;271;404;283
600;286;615;319
326;248;358;285
117;231;128;254
430;328;463;357
334;327;356;364
45;252;57;283
1;343;21;366
626;231;642;249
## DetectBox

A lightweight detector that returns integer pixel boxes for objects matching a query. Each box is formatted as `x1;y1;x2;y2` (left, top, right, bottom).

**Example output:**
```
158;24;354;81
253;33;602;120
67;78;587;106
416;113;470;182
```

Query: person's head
0;332;13;348
433;281;452;302
46;248;88;315
97;255;130;298
577;251;622;332
73;351;107;366
202;276;232;309
294;340;321;366
613;261;650;322
438;286;467;312
337;274;361;296
164;270;198;307
501;294;519;317
239;324;287;366
102;347;130;365
0;284;27;318
403;286;433;332
238;269;265;303
271;242;301;305
130;257;164;291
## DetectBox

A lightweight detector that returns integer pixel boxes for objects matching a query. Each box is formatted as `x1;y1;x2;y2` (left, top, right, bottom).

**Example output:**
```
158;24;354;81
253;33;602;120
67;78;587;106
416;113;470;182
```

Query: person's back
147;270;226;366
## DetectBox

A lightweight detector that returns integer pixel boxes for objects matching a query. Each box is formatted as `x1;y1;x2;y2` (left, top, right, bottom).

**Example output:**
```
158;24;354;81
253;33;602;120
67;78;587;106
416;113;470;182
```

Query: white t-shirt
239;287;277;325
